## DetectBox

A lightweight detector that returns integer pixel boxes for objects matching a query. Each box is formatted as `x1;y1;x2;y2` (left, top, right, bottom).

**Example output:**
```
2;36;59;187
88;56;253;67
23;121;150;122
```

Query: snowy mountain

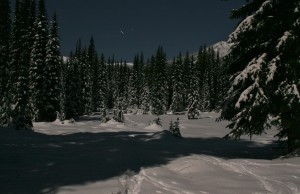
211;41;233;58
189;41;232;62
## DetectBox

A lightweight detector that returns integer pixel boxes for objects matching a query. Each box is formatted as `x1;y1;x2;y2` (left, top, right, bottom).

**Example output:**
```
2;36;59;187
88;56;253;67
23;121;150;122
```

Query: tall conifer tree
30;0;49;121
88;36;100;112
220;0;300;152
98;53;107;117
170;52;185;112
0;0;11;125
8;0;34;128
150;46;168;114
44;13;61;121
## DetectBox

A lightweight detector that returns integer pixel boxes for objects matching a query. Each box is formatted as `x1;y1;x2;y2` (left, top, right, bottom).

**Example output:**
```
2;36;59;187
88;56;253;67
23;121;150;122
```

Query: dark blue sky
45;0;245;61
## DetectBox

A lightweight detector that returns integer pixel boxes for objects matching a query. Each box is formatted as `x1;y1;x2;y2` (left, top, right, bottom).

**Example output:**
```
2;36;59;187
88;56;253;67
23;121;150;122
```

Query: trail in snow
140;169;203;194
198;156;298;193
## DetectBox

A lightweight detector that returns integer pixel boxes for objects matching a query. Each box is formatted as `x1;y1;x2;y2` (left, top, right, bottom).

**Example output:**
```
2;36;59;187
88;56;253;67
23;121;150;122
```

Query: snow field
1;112;299;194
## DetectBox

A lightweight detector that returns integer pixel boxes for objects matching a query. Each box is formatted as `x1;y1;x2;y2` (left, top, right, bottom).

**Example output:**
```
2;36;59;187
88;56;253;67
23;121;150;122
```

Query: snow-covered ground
1;112;299;194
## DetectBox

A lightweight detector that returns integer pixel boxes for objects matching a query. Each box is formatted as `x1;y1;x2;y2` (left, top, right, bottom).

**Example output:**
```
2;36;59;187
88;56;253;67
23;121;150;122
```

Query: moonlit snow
1;112;299;194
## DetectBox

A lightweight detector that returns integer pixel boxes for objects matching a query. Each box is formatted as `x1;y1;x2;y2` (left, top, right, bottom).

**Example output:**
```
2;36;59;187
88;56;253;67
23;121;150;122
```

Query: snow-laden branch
229;0;273;43
276;82;300;107
231;53;267;89
235;78;268;109
229;15;254;42
276;31;292;51
266;55;280;84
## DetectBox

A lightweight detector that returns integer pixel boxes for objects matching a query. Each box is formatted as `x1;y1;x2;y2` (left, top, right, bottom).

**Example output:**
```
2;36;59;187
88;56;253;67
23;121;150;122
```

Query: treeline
64;39;228;119
0;0;61;126
0;0;228;127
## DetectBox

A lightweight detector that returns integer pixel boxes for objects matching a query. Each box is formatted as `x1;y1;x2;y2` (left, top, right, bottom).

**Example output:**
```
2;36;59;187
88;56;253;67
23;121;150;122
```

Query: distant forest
1;0;299;152
0;0;229;124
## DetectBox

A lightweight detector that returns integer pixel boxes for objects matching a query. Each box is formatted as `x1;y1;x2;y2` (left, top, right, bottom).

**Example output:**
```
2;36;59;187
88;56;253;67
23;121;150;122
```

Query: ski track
140;169;201;194
199;156;298;193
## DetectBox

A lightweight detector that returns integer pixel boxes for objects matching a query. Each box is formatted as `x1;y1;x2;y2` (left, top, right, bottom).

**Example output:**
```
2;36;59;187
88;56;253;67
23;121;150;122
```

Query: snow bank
143;123;164;131
99;119;119;127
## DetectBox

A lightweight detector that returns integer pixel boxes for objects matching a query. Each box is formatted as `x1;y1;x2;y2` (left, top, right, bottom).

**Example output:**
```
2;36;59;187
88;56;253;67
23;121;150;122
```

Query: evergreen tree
0;0;10;98
88;36;100;112
170;52;185;112
0;0;11;125
141;58;152;113
80;47;93;115
166;58;174;109
117;60;131;110
74;39;84;115
130;52;145;108
150;46;168;114
98;53;107;117
206;47;217;111
187;55;200;111
28;0;36;50
197;46;209;111
106;56;115;109
8;0;34;128
220;0;300;152
64;52;81;119
182;51;191;108
213;51;224;109
44;13;61;121
29;0;48;121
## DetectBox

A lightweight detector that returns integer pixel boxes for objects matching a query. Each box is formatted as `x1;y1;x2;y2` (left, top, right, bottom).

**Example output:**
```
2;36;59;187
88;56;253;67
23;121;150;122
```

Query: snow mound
99;119;119;127
144;123;164;131
282;149;300;158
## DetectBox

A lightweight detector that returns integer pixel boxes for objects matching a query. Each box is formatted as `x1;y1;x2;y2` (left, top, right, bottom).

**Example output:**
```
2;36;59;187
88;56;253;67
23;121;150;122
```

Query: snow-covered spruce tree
88;36;100;112
29;0;48;121
206;47;219;111
119;61;131;110
182;52;191;108
44;13;61;121
113;61;121;108
141;58;152;113
220;0;300;152
187;55;200;112
98;53;107;117
149;46;168;115
106;56;115;109
7;0;35;128
0;0;11;125
80;48;93;115
170;52;185;112
64;52;81;119
197;46;210;111
7;0;22;126
166;58;174;110
130;53;145;108
74;39;84;116
213;51;225;110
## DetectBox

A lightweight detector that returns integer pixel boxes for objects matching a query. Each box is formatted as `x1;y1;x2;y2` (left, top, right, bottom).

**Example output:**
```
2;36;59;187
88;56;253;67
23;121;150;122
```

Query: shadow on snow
0;126;280;194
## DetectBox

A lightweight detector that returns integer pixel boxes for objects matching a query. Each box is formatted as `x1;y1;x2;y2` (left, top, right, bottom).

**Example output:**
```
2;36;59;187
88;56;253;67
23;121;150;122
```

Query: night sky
45;0;246;61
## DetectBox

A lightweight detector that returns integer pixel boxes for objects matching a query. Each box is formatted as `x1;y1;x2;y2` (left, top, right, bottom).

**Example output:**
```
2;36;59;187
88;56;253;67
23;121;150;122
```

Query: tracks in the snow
199;156;299;194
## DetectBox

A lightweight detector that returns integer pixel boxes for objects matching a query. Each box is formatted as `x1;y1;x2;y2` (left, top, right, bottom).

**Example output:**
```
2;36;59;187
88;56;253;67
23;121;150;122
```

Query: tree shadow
0;127;280;194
